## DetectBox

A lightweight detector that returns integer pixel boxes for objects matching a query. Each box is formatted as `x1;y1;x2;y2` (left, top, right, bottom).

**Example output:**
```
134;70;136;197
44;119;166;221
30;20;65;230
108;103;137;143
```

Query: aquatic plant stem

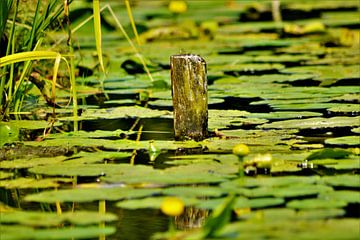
65;0;78;131
130;124;143;165
99;200;106;240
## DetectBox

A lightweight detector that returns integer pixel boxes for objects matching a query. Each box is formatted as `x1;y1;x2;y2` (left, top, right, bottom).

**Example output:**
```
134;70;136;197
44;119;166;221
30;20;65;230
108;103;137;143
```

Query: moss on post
170;54;208;141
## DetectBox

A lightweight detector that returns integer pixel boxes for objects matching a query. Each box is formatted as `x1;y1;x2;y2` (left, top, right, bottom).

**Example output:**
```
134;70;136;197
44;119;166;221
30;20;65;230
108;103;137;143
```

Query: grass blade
0;51;61;67
125;0;141;46
93;0;105;73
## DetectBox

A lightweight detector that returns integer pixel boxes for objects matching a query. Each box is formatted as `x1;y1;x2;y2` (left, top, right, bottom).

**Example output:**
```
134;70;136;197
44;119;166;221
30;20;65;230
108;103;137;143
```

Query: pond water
1;1;359;240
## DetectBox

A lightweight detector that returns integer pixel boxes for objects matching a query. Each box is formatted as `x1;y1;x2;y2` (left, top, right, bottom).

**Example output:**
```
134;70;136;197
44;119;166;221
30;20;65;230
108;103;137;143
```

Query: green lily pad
0;156;68;169
61;106;171;121
197;197;284;210
320;175;360;188
296;208;346;220
0;120;62;130
281;65;360;86
116;196;198;210
25;187;162;203
351;127;360;134
248;111;322;120
0;177;71;189
214;218;360;240
259;116;360;129
0;123;19;146
325;136;359;146
0;171;14;179
306;148;352;160
327;104;360;113
287;198;347;209
103;162;235;185
319;190;360;204
1;225;115;240
221;176;320;189
0;210;117;226
242;184;333;198
29;163;153;177
162;186;226;198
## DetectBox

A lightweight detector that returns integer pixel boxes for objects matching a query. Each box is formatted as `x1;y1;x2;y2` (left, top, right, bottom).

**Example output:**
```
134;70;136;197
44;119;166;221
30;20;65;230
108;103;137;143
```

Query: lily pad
0;211;117;226
0;156;68;169
0;177;71;189
116;196;198;210
259;116;360;129
0;171;14;179
286;198;347;209
25;187;162;203
306;148;352;160
1;225;115;240
325;136;359;146
320;174;360;188
197;197;284;210
0;120;62;130
248;111;322;120
162;186;226;198
220;176;320;189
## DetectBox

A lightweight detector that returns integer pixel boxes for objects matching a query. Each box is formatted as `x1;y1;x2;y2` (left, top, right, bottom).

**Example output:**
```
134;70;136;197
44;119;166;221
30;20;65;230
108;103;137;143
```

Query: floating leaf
259;116;360;129
320;175;360;188
25;187;162;203
116;196;198;210
0;156;68;169
306;148;352;160
1;225;115;240
325;136;360;146
287;198;347;209
0;210;117;226
0;177;71;189
319;190;360;204
0;171;14;180
162;186;226;198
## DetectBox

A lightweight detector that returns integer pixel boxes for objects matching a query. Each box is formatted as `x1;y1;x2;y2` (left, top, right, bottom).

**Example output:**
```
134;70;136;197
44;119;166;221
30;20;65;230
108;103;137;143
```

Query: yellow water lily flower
160;197;185;216
168;1;188;14
232;143;250;157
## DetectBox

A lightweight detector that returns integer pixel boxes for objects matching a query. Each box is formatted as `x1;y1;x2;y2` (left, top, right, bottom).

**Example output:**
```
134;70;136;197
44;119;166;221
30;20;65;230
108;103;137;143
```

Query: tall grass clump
0;0;67;120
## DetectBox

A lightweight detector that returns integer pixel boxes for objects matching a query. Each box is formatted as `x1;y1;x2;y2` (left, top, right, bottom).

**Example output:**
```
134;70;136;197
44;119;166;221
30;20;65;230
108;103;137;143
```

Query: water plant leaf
286;198;347;209
318;190;360;204
325;136;360;146
296;208;345;220
327;104;360;114
1;120;62;130
25;187;162;203
306;148;352;160
0;210;117;226
320;174;360;188
0;171;14;180
162;186;226;198
0;177;71;189
248;111;322;120
116;196;198;209
80;106;172;120
0;156;68;169
1;225;115;240
220;176;320;189
197;197;284;210
259;116;360;129
29;163;152;177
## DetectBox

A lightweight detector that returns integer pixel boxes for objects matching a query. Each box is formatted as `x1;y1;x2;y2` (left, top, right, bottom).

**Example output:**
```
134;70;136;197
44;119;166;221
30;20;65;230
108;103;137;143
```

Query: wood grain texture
171;54;208;141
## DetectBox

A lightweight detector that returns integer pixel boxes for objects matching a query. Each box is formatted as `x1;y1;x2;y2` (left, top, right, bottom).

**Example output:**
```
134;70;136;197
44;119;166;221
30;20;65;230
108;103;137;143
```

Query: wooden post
170;54;208;141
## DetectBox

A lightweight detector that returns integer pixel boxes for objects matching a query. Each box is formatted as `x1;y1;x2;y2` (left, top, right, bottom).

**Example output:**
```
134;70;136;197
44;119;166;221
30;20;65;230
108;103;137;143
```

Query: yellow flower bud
232;143;250;157
160;197;184;216
168;1;188;14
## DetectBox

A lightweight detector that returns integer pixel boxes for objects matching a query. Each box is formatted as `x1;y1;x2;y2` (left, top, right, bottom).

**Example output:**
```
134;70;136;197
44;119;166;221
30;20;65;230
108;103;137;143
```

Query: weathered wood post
170;54;208;141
